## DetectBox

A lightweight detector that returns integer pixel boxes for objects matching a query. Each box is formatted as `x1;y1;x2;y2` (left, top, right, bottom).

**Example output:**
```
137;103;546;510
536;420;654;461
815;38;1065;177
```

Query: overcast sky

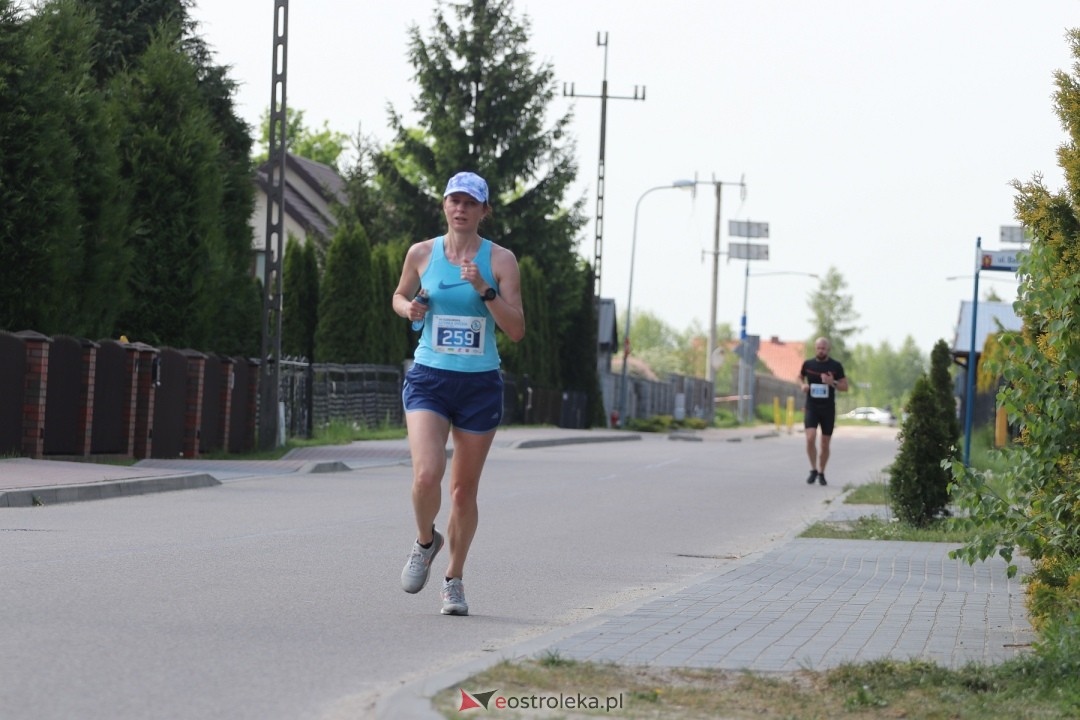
190;0;1076;355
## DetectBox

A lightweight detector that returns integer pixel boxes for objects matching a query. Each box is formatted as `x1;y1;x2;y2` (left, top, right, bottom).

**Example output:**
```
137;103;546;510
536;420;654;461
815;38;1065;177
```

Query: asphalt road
0;426;898;720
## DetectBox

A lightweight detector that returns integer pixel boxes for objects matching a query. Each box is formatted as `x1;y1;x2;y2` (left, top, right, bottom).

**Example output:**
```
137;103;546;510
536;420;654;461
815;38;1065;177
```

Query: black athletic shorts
804;403;836;435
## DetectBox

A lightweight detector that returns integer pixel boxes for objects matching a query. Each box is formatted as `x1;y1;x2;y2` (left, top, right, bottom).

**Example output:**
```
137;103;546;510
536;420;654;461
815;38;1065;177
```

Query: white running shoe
400;528;444;594
441;578;469;616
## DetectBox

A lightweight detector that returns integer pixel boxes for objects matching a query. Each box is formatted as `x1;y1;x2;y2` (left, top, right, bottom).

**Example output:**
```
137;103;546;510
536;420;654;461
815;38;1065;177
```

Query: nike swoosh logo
438;280;471;290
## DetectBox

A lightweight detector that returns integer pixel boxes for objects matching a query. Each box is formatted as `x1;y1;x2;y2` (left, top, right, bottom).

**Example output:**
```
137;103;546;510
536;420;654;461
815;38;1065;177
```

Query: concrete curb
302;461;353;474
511;434;641;449
0;473;221;508
715;430;782;442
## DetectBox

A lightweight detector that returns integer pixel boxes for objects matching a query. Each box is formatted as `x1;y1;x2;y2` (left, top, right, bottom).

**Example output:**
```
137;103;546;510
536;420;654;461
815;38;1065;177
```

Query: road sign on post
728;220;770;425
1000;225;1031;244
963;238;1025;467
980;249;1026;272
729;220;769;238
729;242;769;261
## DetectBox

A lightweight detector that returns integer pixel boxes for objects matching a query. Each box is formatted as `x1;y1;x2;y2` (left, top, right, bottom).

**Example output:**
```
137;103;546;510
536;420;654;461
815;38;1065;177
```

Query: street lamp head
671;179;695;188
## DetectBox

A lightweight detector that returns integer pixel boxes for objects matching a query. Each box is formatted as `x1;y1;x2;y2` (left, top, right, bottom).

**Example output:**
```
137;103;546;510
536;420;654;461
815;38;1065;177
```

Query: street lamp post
617;180;694;426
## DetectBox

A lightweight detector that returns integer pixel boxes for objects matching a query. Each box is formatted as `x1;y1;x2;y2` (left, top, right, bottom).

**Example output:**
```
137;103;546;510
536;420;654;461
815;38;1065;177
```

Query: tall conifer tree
110;30;225;348
282;237;319;361
315;222;375;363
378;0;587;385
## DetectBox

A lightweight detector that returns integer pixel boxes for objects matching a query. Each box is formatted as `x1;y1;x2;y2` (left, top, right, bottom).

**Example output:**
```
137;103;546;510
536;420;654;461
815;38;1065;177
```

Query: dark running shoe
806;470;818;484
818;474;827;486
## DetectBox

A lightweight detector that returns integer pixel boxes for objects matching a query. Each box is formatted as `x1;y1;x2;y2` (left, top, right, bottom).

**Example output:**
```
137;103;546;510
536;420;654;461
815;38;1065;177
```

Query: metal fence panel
307;363;403;431
0;331;25;455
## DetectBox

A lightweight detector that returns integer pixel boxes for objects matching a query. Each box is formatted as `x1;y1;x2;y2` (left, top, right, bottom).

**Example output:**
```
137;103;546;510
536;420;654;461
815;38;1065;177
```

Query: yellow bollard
786;396;795;434
995;406;1008;448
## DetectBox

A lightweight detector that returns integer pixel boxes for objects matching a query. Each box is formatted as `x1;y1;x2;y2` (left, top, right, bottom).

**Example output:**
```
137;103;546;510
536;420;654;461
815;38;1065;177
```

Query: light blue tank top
413;236;501;371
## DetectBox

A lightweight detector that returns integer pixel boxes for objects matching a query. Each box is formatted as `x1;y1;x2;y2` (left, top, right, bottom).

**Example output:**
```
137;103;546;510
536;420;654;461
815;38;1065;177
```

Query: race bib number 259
431;315;486;355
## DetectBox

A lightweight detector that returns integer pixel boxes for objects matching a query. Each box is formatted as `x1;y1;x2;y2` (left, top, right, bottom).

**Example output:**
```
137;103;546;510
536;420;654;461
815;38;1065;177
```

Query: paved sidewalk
548;535;1032;672
573;502;1034;671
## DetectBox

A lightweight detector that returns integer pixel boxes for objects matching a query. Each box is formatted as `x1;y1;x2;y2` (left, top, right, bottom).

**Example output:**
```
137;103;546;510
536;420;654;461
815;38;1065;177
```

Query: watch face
483;287;497;301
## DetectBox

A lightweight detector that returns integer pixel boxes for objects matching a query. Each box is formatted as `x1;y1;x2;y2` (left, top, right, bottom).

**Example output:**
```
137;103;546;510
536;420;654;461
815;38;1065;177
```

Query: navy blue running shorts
402;363;503;434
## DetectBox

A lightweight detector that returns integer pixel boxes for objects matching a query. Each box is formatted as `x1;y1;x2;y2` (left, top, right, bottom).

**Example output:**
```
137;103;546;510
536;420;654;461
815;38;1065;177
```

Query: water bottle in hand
411;289;429;331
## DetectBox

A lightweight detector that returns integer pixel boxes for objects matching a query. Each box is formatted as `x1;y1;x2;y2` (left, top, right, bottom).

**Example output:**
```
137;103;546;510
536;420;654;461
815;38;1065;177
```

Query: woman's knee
449;478;480;507
412;464;445;492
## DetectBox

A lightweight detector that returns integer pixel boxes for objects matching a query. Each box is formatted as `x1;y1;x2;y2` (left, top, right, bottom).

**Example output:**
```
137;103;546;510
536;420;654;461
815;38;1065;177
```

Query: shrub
889;375;953;526
626;415;707;433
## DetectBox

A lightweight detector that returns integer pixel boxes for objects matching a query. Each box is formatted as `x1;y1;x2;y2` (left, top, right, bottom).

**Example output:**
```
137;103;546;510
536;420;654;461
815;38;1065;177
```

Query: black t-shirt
800;357;845;406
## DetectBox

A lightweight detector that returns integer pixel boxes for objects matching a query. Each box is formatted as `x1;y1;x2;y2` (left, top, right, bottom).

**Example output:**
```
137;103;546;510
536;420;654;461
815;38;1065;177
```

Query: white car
841;407;897;426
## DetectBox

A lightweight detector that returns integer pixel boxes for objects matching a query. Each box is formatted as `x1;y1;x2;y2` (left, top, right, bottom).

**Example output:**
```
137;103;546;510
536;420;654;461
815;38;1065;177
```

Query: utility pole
258;0;288;450
563;33;645;299
695;176;746;399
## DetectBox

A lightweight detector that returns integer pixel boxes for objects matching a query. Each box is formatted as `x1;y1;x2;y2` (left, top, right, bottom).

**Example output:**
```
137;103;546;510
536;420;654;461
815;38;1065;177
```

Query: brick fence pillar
15;331;51;459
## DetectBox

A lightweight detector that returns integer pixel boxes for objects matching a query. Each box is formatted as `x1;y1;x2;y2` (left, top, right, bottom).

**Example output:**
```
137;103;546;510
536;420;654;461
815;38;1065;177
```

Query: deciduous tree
951;29;1080;622
806;266;861;360
256;107;349;171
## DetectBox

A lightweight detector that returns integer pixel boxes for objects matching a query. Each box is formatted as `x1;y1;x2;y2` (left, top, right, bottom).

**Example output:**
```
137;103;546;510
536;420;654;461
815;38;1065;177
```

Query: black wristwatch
480;287;497;302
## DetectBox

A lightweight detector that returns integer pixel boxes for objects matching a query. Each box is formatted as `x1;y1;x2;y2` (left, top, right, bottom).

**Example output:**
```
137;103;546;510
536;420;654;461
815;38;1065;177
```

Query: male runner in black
799;337;848;486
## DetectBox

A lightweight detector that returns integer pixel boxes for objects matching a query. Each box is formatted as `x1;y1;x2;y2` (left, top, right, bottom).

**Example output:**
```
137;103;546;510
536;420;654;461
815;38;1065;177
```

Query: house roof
610;354;660;381
726;336;806;383
255;153;346;241
952;300;1022;357
758;337;806;383
287;153;347;205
